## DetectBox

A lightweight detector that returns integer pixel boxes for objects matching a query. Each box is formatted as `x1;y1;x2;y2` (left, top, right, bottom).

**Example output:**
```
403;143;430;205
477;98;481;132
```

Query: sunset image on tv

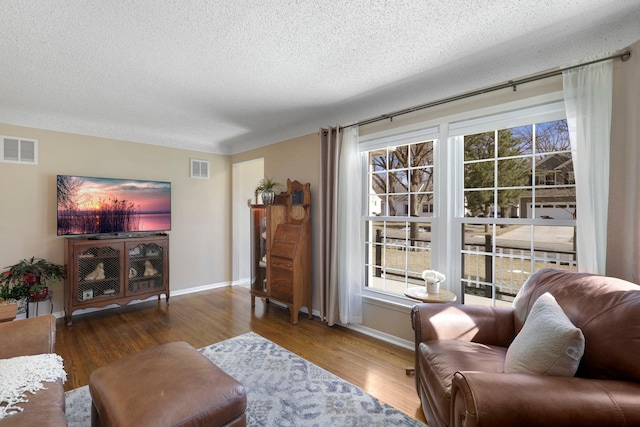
57;175;171;236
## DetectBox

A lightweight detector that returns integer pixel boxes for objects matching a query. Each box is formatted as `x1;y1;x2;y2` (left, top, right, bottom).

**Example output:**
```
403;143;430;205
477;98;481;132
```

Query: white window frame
360;127;439;304
358;93;573;306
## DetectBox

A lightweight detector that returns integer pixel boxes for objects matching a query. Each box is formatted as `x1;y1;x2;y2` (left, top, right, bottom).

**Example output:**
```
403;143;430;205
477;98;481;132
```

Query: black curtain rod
341;49;632;130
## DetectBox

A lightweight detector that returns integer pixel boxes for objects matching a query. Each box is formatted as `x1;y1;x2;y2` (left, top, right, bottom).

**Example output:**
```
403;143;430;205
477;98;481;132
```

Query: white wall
232;158;264;284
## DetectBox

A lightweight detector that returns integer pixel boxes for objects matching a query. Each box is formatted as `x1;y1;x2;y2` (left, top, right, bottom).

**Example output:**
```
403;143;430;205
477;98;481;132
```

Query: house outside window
461;119;577;306
361;101;577;306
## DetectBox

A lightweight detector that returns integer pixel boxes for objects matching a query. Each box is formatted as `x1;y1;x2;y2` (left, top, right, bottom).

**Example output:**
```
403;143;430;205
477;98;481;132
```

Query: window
461;119;577;306
360;101;576;305
363;139;436;295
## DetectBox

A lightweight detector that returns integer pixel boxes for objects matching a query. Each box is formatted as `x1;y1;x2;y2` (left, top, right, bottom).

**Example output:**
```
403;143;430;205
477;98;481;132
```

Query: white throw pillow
504;292;585;376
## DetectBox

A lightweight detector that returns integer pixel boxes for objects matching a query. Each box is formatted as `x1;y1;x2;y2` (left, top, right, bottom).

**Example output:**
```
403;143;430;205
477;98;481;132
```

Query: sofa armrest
411;303;515;347
0;314;56;359
451;371;640;427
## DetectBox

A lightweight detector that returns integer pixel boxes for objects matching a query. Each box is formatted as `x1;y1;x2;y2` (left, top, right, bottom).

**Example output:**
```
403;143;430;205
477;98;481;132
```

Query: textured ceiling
1;1;639;155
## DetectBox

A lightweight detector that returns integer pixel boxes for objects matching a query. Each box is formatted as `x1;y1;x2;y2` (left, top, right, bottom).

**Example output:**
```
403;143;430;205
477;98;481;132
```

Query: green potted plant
255;177;283;205
2;257;66;302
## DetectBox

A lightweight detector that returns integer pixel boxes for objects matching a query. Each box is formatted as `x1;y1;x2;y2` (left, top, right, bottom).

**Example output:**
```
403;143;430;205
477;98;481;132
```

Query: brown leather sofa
411;268;640;427
0;314;67;426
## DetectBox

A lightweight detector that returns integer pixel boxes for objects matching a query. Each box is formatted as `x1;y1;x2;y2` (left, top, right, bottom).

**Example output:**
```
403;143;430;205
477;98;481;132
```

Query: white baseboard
170;281;231;296
345;323;414;351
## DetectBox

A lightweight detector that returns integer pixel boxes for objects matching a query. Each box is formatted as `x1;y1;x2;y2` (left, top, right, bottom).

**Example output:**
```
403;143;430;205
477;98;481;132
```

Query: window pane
534;152;573;187
371;171;388;193
464;189;494;217
498;127;529;158
464;132;495;161
462;222;495;302
464;160;494;188
369;149;388;171
497;158;529;188
417;193;434;217
389;169;409;193
389;146;408;171
385;194;406;216
368;193;384;216
530;189;576;219
533;225;577;271
497;189;525;218
494;251;528;302
410;141;434;167
535;120;570;153
507;125;533;156
410;167;434;191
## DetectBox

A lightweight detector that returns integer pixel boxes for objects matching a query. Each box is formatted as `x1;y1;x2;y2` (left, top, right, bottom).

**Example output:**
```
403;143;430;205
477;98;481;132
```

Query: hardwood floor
55;285;427;423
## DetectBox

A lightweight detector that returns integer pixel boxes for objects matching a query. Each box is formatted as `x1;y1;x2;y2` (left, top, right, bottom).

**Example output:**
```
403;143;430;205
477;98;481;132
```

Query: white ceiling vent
190;159;209;179
1;136;38;165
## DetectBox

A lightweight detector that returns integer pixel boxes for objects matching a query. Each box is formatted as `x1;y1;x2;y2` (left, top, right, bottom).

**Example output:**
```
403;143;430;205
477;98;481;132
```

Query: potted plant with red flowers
2;257;66;302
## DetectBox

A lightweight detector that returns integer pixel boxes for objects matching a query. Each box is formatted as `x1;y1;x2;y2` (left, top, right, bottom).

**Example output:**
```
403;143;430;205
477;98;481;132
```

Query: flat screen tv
57;175;171;237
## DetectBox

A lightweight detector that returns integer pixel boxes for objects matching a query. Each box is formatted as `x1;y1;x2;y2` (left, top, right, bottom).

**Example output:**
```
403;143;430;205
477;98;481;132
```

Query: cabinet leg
291;309;299;325
251;294;255;308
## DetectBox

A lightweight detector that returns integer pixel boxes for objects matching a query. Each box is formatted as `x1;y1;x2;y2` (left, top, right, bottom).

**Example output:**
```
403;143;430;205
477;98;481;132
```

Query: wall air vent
1;135;38;165
190;159;210;179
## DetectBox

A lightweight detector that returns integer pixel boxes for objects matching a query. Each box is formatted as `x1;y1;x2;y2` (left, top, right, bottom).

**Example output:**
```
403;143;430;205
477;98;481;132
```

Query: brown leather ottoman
89;341;246;427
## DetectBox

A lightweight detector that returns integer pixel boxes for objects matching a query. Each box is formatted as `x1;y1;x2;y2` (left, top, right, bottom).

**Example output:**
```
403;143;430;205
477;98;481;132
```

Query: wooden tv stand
64;234;169;325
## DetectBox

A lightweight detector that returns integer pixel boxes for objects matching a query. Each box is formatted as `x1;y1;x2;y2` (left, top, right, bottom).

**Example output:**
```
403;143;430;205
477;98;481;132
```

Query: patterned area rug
65;332;424;426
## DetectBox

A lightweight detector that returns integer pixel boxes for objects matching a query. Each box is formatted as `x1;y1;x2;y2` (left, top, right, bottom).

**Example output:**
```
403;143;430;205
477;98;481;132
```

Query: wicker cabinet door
74;243;122;304
126;241;166;296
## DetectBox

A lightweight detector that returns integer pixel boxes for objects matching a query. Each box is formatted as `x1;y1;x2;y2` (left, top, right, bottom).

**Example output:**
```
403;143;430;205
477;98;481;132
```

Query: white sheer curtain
563;59;613;274
336;126;362;324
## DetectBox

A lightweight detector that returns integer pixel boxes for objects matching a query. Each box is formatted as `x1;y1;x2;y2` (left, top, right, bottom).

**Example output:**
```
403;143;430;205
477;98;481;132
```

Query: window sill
361;288;417;312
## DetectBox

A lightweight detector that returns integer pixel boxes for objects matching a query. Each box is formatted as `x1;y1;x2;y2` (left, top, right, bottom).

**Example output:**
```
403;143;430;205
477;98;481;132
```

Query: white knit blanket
0;354;67;419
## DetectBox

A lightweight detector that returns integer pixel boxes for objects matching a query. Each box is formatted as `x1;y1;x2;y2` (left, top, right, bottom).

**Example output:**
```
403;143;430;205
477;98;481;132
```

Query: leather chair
411;268;640;427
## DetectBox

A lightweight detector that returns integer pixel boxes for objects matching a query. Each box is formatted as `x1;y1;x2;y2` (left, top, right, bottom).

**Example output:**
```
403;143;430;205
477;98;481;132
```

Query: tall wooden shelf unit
250;180;311;324
64;234;169;325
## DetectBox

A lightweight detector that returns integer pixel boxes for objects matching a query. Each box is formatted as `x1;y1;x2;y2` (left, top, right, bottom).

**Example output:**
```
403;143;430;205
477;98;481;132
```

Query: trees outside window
365;140;435;295
461;120;576;305
361;111;576;305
